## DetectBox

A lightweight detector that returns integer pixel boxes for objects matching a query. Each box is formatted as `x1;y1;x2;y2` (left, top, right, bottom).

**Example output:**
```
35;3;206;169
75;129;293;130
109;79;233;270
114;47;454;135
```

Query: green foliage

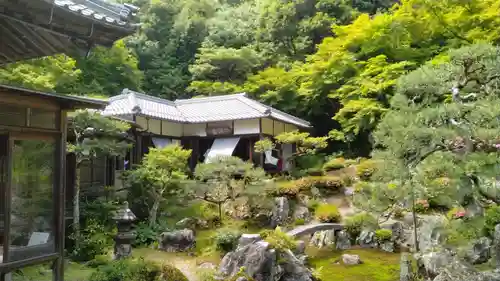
355;159;378;180
254;131;328;159
315;203;342;223
193;156;270;220
323;157;347;171
446;217;485;247
293;218;306;226
133;221;167;247
214;229;242;253
70;219;112;262
89;258;188;281
87;254;111;268
446;207;466;221
124;144;192;227
375;229;392;242
261;227;297;252
344;212;378;238
484;206;500;236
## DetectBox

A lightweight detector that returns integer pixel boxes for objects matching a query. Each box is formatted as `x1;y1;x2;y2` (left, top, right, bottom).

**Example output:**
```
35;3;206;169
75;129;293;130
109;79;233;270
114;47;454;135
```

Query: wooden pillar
190;138;199;171
248;138;253;163
54;110;67;281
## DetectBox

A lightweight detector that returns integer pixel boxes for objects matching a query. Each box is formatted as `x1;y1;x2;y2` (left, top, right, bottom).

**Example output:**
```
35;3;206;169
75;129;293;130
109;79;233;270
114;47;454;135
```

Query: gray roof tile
102;90;311;128
53;0;137;27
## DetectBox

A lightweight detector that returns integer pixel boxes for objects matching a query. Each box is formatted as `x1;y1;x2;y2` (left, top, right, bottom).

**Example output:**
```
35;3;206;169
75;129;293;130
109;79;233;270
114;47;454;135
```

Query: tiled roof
102;89;311;128
0;0;138;65
53;0;138;28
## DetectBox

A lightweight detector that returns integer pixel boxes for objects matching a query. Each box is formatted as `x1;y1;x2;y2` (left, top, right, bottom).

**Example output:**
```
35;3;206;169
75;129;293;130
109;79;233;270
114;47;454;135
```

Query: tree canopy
3;0;500;157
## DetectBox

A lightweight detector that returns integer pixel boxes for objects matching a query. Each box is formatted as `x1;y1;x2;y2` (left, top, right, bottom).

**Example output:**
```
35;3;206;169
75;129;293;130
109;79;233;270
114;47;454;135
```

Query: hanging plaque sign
206;122;233;136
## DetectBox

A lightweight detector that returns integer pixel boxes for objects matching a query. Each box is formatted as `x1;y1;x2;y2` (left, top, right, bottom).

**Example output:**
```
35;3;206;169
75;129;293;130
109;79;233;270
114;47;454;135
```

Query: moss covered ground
308;248;400;281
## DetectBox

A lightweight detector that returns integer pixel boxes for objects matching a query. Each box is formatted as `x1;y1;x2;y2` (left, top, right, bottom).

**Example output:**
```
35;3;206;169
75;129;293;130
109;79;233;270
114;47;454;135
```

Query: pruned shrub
323;157;346;171
271;181;301;197
344;212;378;238
159;264;190;281
375;229;392;242
261;227;297;252
314;204;341;223
70;219;112;262
89;258;188;281
355;159;378;180
214;229;241;253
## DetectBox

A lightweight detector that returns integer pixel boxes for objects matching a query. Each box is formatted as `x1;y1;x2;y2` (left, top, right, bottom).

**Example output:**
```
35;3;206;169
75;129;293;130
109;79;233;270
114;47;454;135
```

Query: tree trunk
218;202;223;222
149;199;160;228
411;182;419;252
73;165;81;248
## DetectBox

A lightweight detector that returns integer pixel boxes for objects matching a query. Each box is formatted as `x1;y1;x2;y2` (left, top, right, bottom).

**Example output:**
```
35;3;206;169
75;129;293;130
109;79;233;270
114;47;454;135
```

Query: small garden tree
192;156;270;221
254;130;328;172
357;43;500;252
125;144;192;227
67;110;131;244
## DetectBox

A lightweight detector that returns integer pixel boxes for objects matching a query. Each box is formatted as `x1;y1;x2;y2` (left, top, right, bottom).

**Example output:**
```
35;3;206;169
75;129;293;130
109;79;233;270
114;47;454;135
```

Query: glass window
9;139;55;262
9;261;54;281
0;104;26;127
29;108;56;130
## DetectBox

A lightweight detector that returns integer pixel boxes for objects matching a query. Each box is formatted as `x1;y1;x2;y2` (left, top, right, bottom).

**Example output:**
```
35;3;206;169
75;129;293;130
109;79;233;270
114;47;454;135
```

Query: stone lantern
113;201;137;260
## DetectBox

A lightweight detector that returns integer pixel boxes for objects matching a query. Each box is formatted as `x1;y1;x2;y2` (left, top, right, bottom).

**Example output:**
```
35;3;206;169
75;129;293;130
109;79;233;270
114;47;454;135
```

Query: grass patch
308;248;400;281
11;261;95;281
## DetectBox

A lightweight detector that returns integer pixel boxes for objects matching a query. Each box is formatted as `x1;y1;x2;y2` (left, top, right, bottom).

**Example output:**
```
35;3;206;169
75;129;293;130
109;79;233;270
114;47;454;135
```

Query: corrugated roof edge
0;84;108;109
174;93;247;104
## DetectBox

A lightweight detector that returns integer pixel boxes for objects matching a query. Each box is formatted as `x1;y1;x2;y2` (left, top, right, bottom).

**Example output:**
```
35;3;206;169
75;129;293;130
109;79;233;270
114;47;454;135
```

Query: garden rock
218;240;314;281
418;215;447;253
380;241;395;253
357;231;377;248
342;254;362;265
310;230;335;248
465;237;491;265
417;250;452;278
238;234;262;248
494;224;500;268
430;255;500;281
336;230;351;250
400;253;414;281
271;197;290;228
175;217;208;230
292;205;311;222
198;262;216;270
158;229;195;252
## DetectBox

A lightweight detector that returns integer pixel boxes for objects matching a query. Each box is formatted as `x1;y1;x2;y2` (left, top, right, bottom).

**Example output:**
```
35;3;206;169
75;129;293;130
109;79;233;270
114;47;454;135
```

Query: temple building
0;0;138;280
102;89;311;173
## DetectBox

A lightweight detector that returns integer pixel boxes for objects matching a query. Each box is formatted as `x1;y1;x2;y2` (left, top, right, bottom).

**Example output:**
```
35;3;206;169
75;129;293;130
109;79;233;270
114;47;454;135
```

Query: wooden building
0;85;107;280
102;89;311;173
0;0;138;280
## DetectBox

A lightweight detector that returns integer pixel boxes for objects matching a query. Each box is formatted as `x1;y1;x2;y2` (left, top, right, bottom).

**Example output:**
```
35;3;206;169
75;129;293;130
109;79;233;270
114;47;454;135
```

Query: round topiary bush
315;204;342;223
375;229;392;242
159;264;189;281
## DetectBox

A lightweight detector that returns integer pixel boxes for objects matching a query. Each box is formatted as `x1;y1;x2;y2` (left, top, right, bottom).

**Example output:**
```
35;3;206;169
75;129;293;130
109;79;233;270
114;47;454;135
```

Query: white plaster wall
149;118;161;134
162;121;183;137
183;123;207;136
234;119;260;135
273;120;285;135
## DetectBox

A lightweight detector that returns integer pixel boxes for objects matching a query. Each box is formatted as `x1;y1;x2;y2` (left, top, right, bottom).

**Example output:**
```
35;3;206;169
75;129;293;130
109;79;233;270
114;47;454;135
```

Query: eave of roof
0;84;108;110
102;90;311;128
0;0;139;65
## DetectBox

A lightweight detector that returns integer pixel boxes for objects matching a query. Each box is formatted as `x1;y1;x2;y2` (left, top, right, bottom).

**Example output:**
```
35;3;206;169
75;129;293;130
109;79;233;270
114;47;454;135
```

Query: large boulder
336;231;351;250
218;240;315;281
357;231;377;248
271;197;290;228
292;205;311;222
430;255;500;281
418;215;448;253
158;229;195;252
465;237;491;265
417;250;453;279
310;230;335;248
